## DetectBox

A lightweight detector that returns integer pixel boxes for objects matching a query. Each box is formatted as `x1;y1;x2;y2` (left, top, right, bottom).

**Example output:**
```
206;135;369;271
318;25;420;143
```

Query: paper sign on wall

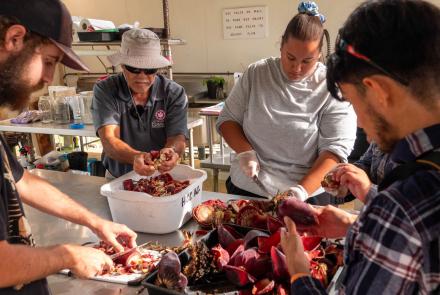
223;6;268;40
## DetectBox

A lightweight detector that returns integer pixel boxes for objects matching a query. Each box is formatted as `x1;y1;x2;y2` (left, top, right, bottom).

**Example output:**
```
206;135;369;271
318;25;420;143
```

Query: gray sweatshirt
216;57;356;197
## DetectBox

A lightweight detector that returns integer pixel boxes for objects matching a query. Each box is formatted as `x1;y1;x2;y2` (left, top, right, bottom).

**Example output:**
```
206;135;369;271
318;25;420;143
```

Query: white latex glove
286;185;309;202
236;150;260;178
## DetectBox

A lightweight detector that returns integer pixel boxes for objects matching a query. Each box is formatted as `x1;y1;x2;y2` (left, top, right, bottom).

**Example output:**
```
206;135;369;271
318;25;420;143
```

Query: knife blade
109;242;149;260
110;248;135;261
252;175;272;198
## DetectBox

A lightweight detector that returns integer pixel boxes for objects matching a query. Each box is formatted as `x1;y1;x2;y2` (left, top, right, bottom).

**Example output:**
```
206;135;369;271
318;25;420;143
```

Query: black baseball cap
0;0;89;71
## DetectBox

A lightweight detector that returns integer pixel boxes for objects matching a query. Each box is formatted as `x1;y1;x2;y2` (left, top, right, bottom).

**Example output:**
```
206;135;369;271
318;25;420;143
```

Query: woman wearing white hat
92;29;188;178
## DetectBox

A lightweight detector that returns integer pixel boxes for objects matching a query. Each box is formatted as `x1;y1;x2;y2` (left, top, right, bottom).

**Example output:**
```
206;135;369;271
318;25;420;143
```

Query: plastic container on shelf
77;31;118;42
66;95;86;129
79;91;94;124
117;27;166;40
66;95;83;123
100;164;207;234
48;86;76;98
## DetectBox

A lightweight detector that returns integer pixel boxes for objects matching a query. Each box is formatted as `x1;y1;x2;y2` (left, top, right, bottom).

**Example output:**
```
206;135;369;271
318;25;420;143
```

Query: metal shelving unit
72;39;185;57
69;0;184;79
71;39;185;77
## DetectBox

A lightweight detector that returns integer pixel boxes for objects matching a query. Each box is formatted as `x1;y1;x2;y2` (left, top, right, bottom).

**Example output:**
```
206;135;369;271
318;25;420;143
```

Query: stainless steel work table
25;169;233;295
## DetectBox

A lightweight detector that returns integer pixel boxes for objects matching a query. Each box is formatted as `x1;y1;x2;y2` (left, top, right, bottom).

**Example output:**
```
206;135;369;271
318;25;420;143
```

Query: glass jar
53;96;70;124
38;96;53;123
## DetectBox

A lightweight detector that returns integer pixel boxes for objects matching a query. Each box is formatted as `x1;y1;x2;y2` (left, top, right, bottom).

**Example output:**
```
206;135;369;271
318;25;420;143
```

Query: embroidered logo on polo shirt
152;109;166;128
155;110;166;121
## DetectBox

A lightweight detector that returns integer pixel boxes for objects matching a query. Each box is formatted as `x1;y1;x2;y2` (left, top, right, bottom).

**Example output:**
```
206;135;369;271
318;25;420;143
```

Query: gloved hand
286;185;309;202
236;150;260;178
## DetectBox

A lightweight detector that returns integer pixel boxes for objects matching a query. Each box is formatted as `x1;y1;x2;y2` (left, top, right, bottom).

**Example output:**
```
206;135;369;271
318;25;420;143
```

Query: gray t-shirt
92;73;188;177
216;57;356;196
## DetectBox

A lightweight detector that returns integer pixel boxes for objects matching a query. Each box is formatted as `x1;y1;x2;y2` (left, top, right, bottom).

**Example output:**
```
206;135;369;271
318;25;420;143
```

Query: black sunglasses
124;65;158;75
337;38;409;86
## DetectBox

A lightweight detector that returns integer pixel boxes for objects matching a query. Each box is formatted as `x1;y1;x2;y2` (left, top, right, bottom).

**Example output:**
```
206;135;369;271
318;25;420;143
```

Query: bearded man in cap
92;29;188;178
0;1;137;294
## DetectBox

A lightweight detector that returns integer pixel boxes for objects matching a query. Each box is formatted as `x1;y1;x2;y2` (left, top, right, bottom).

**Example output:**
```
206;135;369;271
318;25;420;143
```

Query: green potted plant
203;76;226;99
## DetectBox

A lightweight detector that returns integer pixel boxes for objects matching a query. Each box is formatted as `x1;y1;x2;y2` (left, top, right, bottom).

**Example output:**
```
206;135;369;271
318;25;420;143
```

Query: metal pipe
162;0;173;79
82;138;100;147
162;0;170;39
62;72;109;81
64;72;235;77
63;71;236;81
173;72;235;76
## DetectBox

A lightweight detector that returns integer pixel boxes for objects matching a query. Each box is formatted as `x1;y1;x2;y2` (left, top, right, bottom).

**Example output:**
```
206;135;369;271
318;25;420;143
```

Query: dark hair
282;13;331;59
327;0;440;107
0;16;49;49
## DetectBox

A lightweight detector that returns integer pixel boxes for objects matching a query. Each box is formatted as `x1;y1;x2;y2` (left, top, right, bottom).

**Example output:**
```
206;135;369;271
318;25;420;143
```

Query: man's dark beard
0;47;44;111
368;106;399;153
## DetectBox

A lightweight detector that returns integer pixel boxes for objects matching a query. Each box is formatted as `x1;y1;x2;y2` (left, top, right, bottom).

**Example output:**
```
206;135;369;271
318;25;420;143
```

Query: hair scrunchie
298;1;326;23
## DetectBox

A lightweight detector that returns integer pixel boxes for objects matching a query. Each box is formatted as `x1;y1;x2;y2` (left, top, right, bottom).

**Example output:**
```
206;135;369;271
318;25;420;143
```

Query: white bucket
100;164;207;234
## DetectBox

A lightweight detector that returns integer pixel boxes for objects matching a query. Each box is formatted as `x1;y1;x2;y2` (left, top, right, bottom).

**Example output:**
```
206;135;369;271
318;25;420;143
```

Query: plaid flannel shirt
291;124;440;294
354;142;396;203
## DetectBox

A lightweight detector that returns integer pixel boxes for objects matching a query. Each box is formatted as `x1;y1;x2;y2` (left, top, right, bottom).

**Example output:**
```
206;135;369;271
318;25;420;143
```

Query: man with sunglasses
280;0;440;294
92;29;188;178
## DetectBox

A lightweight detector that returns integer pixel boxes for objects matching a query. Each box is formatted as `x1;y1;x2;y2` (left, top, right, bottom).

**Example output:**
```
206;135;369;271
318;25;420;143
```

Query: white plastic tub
100;164;207;234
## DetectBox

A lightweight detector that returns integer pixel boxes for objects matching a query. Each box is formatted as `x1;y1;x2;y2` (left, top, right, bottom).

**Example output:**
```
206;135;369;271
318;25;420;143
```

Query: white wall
63;0;440;73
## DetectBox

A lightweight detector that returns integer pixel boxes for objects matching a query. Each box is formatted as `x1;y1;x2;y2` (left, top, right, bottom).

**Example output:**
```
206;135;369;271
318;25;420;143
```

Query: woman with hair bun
217;1;356;200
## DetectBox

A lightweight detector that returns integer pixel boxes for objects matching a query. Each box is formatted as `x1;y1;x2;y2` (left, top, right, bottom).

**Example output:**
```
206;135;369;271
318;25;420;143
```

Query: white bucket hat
108;29;171;69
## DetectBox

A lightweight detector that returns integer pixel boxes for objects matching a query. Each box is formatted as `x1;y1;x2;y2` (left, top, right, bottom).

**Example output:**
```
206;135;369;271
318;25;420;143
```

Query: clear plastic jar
79;91;94;124
66;95;83;124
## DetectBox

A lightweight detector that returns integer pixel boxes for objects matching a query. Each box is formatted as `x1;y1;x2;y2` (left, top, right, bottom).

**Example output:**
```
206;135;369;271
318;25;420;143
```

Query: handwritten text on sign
223;6;268;40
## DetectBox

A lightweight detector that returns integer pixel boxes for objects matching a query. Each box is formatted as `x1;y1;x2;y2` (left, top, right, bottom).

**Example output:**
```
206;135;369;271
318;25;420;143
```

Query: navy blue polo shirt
92;73;188;177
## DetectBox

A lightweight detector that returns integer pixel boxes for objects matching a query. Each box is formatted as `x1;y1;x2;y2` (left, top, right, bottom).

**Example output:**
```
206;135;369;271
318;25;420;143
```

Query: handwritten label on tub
181;186;201;207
